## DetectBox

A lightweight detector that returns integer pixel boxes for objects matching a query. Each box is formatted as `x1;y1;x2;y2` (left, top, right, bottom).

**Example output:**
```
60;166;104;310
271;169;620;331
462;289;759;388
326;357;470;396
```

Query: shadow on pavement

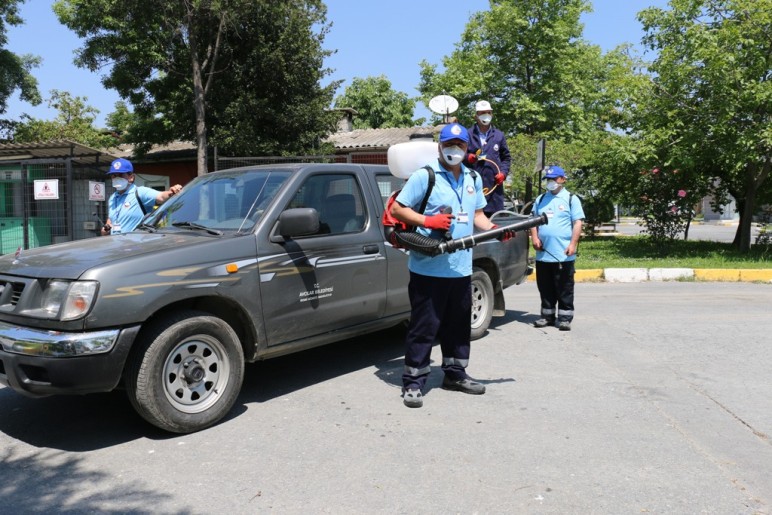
0;446;189;515
0;388;173;450
235;324;407;405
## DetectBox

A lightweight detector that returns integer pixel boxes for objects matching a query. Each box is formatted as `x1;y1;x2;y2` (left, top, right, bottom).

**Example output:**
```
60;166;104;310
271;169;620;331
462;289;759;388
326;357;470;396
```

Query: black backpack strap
417;165;435;215
135;188;148;216
534;194;544;214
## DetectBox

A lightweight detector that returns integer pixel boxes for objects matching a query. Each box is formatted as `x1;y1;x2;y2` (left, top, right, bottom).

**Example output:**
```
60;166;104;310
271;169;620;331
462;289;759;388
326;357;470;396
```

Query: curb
528;268;772;283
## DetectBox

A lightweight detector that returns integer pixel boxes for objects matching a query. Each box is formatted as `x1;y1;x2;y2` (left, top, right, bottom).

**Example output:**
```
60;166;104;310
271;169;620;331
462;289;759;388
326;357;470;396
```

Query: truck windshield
146;169;291;232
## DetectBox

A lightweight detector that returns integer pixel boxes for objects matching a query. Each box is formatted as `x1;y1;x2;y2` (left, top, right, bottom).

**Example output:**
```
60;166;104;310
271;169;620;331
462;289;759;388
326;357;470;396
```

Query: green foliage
578;236;771;269
633;0;772;251
0;0;41;115
333;75;418;129
104;101;133;138
54;0;338;168
580;194;615;237
417;0;627;140
503;133;596;204
12;90;115;148
625;166;695;252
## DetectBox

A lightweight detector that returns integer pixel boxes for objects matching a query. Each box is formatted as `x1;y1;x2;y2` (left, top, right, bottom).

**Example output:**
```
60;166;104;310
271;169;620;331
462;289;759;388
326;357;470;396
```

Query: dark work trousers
402;272;472;391
535;260;576;322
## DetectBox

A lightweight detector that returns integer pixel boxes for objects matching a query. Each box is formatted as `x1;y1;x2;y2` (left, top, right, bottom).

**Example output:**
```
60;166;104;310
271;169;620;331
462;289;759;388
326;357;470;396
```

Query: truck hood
0;232;216;280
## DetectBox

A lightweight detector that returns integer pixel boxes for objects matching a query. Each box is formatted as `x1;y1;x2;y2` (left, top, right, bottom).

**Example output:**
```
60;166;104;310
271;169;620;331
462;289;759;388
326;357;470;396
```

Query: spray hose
394;213;548;257
479;156;502;197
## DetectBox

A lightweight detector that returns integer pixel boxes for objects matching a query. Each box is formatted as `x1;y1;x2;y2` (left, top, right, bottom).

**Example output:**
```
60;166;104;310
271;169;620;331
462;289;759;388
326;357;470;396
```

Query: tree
417;0;618;139
333;75;419;129
104;101;134;139
54;0;338;175
0;0;41;116
636;0;772;251
12;89;115;148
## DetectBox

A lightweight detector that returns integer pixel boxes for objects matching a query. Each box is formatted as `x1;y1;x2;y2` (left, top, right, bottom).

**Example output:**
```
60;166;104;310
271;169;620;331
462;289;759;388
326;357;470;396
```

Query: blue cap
439;123;469;143
108;158;133;174
543;166;565;179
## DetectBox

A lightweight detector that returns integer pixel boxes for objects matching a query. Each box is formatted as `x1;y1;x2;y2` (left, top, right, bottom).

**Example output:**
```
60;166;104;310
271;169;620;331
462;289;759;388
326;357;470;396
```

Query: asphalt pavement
1;281;770;514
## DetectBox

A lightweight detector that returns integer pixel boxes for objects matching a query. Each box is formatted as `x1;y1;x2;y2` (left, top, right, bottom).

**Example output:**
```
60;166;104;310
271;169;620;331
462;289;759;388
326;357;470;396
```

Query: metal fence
0;159;109;254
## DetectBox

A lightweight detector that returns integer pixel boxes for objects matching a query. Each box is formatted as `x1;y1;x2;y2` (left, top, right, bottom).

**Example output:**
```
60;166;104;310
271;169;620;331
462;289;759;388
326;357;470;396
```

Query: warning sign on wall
89;181;106;201
34;180;60;200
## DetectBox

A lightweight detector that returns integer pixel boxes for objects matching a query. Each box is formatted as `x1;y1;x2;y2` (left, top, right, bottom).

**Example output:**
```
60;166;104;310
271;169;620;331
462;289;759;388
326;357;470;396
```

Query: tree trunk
187;10;208;176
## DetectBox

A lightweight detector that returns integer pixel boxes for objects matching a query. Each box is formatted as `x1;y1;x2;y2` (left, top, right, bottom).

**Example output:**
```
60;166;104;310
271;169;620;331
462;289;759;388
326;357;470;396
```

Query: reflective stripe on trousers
535;260;576;322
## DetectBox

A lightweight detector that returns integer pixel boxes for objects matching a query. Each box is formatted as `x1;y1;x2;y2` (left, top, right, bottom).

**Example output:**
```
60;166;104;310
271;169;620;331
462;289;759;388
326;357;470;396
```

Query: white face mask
441;145;465;166
112;177;129;191
546;180;559;192
478;114;493;126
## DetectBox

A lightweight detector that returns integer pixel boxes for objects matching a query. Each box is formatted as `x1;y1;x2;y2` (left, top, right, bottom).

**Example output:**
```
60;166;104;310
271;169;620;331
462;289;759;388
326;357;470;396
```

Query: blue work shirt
396;159;487;278
108;184;158;234
532;188;585;263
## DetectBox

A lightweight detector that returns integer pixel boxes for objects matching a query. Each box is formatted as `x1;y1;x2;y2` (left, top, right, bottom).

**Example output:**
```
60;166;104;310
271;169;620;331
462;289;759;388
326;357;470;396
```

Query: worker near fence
390;122;513;408
529;165;585;331
101;158;182;235
465;100;511;217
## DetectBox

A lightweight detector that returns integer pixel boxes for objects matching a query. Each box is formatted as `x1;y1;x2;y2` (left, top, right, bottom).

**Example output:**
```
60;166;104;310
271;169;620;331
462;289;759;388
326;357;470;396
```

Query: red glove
424;213;453;230
492;224;515;242
466;153;477;165
494;172;506;185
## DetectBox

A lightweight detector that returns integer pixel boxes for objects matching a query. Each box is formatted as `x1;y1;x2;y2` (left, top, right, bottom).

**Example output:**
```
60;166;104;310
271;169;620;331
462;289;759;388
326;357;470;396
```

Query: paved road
614;220;759;245
1;281;771;514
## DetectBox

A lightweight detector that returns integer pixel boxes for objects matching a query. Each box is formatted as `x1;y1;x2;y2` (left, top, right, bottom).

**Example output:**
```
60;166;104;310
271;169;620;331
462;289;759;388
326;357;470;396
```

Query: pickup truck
0;163;535;433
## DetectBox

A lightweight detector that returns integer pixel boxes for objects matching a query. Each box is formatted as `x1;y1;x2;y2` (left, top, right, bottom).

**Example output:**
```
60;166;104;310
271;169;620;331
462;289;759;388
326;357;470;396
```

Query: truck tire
470;267;494;340
125;310;244;433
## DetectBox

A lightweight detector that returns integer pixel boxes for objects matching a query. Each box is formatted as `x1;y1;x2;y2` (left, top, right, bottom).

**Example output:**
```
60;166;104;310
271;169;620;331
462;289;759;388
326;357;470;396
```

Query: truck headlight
41;280;98;320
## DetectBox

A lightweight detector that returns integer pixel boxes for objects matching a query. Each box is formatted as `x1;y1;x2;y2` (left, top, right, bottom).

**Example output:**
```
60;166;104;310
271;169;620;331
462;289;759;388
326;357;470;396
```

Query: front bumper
0;323;140;397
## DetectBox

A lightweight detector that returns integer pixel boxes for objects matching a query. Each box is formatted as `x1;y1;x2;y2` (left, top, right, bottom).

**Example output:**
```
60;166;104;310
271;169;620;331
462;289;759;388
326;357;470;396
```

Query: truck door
259;172;388;345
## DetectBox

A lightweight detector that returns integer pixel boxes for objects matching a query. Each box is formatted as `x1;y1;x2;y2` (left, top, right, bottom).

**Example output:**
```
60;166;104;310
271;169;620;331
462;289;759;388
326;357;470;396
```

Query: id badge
112;224;122;234
457;211;469;224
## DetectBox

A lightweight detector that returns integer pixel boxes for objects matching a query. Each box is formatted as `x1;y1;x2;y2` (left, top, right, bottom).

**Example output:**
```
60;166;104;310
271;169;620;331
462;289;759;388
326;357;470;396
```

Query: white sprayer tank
386;140;438;179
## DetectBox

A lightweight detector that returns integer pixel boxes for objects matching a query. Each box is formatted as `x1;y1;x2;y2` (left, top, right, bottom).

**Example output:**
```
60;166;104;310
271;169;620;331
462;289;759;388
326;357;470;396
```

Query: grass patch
577;236;771;269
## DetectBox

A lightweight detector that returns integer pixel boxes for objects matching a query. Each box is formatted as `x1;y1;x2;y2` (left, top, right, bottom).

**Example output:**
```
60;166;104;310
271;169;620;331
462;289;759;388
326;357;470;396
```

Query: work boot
533;317;555;328
442;377;486;395
558;320;572;331
402;388;423;408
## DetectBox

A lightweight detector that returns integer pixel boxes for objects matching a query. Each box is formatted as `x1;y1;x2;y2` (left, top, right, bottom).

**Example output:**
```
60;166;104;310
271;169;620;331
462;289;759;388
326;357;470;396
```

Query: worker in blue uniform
390;122;513;408
529;166;585;331
101;158;182;235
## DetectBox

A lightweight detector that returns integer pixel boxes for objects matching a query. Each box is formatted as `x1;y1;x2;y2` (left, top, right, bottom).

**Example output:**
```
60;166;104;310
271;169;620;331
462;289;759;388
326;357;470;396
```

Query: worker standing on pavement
529;165;585;331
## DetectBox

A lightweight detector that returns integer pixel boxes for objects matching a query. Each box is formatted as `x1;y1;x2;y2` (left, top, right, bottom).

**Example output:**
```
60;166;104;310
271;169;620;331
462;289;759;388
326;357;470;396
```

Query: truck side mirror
270;208;320;243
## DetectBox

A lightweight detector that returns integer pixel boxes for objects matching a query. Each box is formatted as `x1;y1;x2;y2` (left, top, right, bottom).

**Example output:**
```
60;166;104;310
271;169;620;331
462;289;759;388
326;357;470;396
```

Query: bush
580;194;615;238
629;167;693;253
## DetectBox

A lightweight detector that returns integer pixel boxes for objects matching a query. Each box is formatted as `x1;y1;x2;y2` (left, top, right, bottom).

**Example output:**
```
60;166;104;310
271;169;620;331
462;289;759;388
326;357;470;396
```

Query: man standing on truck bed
391;122;513;408
465;100;511;218
101;158;183;235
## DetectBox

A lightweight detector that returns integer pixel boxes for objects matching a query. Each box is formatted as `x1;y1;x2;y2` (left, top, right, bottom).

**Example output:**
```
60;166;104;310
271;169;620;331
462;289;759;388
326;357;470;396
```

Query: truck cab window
288;174;366;236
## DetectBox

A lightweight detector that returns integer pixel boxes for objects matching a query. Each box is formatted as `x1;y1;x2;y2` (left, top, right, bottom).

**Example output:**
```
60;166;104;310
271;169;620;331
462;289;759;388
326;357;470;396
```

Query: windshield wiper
171;221;223;236
136;222;157;233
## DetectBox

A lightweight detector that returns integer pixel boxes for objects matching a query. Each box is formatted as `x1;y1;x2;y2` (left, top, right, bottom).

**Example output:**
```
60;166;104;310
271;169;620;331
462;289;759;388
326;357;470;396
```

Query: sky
4;0;668;127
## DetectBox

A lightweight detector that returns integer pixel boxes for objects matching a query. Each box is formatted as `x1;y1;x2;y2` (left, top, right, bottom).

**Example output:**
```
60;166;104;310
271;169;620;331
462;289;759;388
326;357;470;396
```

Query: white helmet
475;100;492;112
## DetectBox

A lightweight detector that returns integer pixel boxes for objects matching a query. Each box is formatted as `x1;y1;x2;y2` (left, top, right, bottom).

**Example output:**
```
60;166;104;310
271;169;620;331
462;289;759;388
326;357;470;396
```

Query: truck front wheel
125;310;245;433
470;267;494;340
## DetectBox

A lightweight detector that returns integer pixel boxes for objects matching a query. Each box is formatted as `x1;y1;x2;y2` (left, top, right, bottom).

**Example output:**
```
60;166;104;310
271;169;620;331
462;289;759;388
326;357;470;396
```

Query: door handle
362;244;379;254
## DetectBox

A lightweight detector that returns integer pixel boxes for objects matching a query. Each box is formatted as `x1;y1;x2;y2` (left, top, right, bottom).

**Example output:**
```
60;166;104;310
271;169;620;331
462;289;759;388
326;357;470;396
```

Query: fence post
21;164;29;251
66;159;74;242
